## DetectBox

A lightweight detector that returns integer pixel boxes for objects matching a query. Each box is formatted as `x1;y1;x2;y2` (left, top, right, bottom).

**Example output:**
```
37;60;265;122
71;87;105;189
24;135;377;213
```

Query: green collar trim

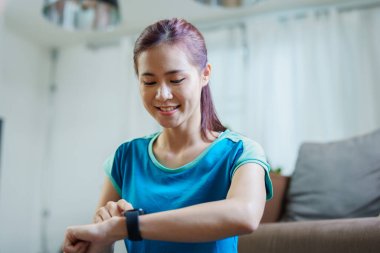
148;129;229;173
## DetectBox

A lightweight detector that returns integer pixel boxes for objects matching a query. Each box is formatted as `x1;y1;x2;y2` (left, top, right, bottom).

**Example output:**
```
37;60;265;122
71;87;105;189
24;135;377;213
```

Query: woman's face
137;43;210;130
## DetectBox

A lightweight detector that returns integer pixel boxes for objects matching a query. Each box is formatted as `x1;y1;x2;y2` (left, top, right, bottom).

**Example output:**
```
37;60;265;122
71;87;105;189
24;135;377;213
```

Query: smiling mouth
155;105;180;112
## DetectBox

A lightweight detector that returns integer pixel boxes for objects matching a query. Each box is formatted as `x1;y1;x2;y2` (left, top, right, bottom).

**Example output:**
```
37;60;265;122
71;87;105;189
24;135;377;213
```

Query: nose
155;83;173;101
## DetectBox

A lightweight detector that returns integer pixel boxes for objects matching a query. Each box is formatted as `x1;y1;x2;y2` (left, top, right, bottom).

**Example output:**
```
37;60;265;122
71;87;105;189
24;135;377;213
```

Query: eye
170;78;186;84
143;81;156;86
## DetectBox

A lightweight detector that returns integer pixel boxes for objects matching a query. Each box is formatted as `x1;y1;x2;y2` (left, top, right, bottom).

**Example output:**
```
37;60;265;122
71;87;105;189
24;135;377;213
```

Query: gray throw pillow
283;129;380;221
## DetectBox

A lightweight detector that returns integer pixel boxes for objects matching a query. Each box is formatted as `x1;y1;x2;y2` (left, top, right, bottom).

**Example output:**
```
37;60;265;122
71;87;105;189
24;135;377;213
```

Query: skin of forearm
106;198;262;243
139;198;261;242
102;217;129;243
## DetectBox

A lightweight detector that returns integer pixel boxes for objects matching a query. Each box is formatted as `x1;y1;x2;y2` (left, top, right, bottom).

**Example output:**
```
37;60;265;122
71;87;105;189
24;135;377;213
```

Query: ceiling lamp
195;0;262;8
42;0;121;31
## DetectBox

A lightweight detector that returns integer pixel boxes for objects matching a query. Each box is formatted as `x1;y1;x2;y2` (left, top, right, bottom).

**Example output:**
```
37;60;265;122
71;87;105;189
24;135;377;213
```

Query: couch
238;129;380;253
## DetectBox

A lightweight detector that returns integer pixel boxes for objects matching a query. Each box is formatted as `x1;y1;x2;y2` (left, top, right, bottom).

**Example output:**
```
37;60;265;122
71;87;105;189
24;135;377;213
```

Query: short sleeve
103;152;122;196
231;139;273;200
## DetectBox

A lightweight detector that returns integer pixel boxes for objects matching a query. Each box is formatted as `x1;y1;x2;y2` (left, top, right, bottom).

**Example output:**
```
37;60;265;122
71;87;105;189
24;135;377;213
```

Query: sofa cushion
283;129;380;221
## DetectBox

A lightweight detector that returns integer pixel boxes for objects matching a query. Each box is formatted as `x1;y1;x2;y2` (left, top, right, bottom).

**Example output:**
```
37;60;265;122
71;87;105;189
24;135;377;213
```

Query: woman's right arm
93;177;122;222
89;177;131;253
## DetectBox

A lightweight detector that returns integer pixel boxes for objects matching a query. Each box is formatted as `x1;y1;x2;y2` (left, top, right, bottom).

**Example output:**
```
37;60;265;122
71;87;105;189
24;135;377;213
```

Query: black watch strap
124;208;144;241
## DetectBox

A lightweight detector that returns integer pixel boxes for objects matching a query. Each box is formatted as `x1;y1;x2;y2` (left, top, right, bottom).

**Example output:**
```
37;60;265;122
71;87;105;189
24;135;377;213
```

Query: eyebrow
141;70;186;77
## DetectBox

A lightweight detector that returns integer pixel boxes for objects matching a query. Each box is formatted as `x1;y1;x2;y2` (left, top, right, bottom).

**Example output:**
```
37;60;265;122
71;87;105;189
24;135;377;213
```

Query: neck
158;127;204;152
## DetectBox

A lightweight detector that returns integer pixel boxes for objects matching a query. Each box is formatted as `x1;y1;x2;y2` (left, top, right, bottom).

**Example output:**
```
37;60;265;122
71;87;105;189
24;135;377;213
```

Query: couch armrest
239;217;380;253
261;173;290;223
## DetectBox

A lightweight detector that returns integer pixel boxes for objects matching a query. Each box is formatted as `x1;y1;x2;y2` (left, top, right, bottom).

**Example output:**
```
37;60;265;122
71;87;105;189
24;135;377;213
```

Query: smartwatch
124;208;145;241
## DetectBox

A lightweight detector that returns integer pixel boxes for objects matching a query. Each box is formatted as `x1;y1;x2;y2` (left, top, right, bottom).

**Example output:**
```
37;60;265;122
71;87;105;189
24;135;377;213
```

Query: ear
201;63;211;87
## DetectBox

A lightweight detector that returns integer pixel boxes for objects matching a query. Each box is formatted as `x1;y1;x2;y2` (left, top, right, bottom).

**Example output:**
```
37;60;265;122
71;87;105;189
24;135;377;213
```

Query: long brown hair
133;18;226;140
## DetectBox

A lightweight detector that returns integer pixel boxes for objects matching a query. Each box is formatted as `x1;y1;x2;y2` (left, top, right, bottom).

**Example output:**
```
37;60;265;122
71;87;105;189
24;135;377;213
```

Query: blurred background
0;0;379;252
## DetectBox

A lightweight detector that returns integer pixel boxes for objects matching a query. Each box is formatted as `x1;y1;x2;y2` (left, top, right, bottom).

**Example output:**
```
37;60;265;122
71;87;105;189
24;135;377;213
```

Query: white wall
44;40;158;252
0;18;50;253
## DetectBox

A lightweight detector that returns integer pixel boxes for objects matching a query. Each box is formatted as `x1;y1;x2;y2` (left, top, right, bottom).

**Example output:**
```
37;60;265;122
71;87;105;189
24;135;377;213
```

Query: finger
93;215;102;223
117;199;133;213
76;241;90;253
106;201;120;217
95;207;111;221
63;240;84;253
62;243;80;253
73;241;87;253
62;229;78;253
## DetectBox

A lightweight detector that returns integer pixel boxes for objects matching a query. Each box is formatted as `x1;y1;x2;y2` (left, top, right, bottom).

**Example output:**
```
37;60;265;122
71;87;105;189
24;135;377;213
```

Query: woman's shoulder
221;130;262;147
218;129;266;158
103;132;160;172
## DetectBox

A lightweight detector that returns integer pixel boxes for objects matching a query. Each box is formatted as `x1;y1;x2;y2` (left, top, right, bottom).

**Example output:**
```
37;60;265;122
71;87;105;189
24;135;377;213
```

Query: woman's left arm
138;163;266;242
62;163;267;250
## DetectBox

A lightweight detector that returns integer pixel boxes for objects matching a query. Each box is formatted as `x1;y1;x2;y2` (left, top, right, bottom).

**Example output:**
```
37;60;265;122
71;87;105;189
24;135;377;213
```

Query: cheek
139;88;150;105
140;85;151;98
184;82;203;100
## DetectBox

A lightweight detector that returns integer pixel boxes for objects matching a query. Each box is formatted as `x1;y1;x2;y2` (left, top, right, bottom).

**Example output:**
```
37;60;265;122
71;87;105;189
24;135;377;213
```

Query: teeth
160;106;177;112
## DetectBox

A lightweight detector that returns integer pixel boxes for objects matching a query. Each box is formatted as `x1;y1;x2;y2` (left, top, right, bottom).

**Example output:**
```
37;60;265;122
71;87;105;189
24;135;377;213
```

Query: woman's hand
62;222;106;253
62;217;127;253
62;199;132;253
62;222;111;253
93;199;133;223
87;199;132;253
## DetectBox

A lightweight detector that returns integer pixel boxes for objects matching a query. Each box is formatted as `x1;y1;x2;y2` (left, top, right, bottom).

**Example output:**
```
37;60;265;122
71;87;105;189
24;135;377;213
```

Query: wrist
124;208;144;241
103;216;128;242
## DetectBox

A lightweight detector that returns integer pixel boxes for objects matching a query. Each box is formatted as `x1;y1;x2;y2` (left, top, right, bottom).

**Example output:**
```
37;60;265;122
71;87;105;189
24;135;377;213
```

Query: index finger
117;199;133;213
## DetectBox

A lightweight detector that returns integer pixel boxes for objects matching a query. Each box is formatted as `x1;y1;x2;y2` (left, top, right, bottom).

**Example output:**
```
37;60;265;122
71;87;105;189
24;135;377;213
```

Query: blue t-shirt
104;129;273;253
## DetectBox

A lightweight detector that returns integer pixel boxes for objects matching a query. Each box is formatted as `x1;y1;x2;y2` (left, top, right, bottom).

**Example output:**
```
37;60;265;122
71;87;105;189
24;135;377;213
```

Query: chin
156;118;182;129
158;122;179;129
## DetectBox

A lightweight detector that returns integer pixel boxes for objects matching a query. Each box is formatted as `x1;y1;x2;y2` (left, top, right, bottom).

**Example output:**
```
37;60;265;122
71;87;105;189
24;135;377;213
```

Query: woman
62;18;272;253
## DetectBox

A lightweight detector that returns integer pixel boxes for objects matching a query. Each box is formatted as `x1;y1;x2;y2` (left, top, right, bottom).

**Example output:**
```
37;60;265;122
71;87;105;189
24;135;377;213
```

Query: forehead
137;44;197;75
